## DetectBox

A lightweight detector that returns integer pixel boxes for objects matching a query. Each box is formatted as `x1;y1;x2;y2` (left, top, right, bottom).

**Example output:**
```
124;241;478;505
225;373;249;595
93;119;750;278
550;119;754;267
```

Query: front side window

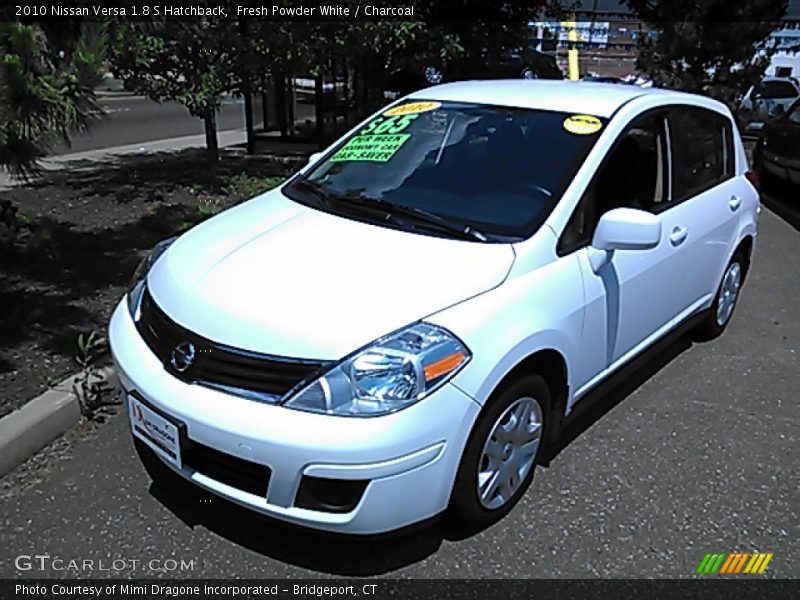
670;108;733;200
560;113;668;253
284;101;606;241
787;100;800;124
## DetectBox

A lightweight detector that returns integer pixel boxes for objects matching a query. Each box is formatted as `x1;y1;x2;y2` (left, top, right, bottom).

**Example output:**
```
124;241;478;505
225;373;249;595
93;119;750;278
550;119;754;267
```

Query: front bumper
109;301;480;534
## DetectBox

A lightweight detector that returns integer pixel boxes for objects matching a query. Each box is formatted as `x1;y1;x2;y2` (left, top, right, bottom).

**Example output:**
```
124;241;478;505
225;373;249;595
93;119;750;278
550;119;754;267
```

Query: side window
560;113;667;253
788;102;800;125
670;108;734;200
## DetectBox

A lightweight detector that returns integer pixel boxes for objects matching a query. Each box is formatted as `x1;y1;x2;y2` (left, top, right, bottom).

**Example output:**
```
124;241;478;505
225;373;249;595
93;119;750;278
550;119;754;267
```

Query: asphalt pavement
51;95;312;156
0;200;797;579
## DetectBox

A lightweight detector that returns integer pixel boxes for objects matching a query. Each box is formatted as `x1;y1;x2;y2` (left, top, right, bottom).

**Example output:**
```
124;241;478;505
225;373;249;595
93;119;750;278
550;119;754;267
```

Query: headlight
126;237;176;318
284;323;470;417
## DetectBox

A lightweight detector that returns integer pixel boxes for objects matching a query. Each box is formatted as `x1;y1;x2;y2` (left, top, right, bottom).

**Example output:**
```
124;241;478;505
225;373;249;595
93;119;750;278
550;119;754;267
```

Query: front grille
182;438;271;497
135;288;329;398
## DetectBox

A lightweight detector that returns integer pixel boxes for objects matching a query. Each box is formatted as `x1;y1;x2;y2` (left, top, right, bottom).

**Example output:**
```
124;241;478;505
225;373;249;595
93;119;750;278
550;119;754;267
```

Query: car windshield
284;101;605;241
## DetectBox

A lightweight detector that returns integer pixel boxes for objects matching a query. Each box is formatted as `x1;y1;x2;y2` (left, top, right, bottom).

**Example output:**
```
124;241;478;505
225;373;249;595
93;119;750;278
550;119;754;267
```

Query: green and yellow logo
696;552;773;574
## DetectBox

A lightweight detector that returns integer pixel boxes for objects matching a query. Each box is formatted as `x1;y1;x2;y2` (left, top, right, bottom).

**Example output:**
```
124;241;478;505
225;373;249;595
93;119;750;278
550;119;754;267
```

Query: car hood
147;190;515;360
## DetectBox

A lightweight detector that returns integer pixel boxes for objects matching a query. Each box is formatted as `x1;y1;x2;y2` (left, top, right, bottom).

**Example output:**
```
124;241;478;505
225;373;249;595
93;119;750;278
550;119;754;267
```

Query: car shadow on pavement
147;472;453;575
760;180;800;232
542;322;695;464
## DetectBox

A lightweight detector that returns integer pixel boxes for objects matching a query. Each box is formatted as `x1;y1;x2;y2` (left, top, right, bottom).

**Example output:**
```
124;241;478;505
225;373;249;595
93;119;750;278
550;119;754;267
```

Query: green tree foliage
109;17;242;163
0;22;105;178
623;0;789;107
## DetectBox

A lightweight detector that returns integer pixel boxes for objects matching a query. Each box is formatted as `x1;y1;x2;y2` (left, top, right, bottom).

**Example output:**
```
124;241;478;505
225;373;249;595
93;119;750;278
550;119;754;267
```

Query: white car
740;76;800;131
110;81;759;535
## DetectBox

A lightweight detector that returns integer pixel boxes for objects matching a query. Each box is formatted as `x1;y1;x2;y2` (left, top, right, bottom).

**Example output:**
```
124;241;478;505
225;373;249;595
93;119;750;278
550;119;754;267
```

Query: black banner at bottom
2;579;798;600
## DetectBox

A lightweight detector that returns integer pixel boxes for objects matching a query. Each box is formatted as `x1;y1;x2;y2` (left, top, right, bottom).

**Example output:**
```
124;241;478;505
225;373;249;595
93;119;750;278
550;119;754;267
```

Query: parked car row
753;96;800;188
739;76;800;132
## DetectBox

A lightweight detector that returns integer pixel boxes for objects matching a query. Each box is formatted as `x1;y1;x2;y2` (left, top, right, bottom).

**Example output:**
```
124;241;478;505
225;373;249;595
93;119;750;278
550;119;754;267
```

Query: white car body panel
110;80;760;533
149;192;515;359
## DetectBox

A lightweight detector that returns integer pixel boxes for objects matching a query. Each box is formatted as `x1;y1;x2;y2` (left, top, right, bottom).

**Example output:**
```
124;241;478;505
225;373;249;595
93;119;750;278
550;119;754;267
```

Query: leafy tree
0;22;105;179
623;0;789;108
109;17;243;163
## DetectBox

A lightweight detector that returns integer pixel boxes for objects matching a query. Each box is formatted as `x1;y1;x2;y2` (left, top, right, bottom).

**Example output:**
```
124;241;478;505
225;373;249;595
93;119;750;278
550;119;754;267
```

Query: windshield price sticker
384;101;442;116
331;133;412;162
362;114;419;135
563;114;603;135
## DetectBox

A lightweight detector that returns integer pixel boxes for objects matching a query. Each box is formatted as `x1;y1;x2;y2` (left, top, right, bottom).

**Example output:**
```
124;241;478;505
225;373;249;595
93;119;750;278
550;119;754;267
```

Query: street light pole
566;13;579;80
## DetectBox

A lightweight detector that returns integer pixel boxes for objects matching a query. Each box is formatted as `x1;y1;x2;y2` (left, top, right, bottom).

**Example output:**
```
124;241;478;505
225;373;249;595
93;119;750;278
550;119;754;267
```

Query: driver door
560;111;690;405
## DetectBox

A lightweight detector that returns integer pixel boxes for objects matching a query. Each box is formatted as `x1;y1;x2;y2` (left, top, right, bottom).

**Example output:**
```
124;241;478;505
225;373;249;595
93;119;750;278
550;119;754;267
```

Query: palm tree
0;21;105;179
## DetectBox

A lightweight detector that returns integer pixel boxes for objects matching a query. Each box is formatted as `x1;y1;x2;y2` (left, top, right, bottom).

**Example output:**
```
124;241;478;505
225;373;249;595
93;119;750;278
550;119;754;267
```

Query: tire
521;66;538;80
448;373;551;531
694;251;746;341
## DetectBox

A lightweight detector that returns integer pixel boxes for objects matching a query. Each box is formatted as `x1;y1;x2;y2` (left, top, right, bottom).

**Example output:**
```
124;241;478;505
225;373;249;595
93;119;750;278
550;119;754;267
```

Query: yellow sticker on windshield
563;114;603;135
384;101;441;116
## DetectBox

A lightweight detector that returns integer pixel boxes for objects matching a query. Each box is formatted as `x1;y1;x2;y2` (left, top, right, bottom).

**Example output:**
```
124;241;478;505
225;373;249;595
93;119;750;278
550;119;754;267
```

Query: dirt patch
0;148;303;418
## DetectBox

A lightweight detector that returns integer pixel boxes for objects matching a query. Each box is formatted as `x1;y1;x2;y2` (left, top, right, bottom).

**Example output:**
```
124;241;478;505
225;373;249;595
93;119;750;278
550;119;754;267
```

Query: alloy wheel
716;261;741;326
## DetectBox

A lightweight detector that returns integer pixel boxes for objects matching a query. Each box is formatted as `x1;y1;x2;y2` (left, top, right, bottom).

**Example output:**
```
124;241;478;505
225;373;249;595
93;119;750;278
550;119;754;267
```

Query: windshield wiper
329;190;492;242
292;180;494;242
291;178;338;207
382;202;491;242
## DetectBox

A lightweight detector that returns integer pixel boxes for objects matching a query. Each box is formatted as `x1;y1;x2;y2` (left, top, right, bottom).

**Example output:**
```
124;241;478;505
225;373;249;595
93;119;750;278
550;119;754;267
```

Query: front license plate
128;394;182;469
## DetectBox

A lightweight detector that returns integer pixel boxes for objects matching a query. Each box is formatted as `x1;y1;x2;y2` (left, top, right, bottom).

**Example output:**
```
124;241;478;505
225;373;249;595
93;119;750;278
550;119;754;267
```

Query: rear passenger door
667;107;741;320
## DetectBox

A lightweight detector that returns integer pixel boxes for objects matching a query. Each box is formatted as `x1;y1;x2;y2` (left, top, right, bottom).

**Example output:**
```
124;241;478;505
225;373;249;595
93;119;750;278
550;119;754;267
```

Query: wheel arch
735;234;755;278
476;347;569;465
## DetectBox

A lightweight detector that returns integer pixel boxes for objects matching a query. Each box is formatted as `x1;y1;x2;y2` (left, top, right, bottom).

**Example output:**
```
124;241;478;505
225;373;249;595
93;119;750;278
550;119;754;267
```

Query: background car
739;76;800;132
582;75;622;84
384;47;561;98
753;97;800;187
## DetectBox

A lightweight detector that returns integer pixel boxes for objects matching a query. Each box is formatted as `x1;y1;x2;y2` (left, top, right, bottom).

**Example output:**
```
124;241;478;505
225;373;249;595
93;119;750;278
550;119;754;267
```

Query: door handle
669;226;688;246
729;196;742;211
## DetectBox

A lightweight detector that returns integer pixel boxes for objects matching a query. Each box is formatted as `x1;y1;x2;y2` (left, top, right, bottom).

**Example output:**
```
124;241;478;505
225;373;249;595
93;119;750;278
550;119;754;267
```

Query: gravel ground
0;149;297;418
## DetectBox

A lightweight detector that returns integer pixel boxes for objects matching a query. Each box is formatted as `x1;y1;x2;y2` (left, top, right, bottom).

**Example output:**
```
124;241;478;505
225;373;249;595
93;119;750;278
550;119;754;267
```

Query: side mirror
588;208;662;272
306;152;323;166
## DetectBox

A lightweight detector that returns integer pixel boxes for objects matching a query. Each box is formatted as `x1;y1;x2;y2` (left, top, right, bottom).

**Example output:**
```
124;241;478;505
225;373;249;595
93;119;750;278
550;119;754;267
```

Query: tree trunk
275;73;287;139
287;73;296;138
204;112;219;164
314;74;324;149
243;83;255;155
261;78;269;130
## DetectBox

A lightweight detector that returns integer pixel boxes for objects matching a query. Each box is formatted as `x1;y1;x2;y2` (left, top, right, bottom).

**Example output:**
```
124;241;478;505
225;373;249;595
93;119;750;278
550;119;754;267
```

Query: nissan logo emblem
170;341;196;373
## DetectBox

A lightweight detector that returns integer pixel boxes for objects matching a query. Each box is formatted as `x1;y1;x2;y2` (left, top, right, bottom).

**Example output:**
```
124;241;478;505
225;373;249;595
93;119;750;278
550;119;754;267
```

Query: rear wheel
449;374;550;531
694;251;745;340
521;65;538;80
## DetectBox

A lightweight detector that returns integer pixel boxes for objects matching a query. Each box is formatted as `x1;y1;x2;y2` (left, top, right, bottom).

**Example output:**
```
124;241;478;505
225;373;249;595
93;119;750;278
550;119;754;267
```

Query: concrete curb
0;366;118;478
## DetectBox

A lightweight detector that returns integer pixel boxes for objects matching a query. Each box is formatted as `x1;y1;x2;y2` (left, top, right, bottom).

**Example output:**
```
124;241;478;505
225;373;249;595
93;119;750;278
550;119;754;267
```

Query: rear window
670;108;734;199
759;80;798;99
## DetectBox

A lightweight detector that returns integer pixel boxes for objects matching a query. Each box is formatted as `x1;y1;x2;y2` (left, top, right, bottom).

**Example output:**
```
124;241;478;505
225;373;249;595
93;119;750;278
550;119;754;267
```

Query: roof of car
406;80;690;119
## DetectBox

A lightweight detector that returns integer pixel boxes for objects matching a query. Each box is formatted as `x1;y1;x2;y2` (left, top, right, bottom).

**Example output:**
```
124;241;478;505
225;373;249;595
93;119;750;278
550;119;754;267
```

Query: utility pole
566;13;579;80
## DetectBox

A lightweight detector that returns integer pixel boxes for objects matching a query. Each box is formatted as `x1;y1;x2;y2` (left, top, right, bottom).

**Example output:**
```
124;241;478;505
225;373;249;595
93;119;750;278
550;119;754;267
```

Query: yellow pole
566;15;579;80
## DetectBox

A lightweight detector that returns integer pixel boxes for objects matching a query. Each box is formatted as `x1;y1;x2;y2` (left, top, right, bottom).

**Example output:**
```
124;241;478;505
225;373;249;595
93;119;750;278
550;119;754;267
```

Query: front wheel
694;252;745;341
448;374;550;531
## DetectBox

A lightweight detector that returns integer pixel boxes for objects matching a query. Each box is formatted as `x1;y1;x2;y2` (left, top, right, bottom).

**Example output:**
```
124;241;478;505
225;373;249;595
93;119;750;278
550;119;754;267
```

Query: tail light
745;169;760;191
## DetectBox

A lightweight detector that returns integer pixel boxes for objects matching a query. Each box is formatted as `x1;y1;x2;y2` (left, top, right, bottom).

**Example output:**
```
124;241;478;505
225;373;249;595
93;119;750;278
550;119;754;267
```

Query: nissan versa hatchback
110;81;759;534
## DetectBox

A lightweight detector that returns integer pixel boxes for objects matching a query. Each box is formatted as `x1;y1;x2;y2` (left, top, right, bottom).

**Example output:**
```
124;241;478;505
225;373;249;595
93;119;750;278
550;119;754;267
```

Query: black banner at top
1;0;796;22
